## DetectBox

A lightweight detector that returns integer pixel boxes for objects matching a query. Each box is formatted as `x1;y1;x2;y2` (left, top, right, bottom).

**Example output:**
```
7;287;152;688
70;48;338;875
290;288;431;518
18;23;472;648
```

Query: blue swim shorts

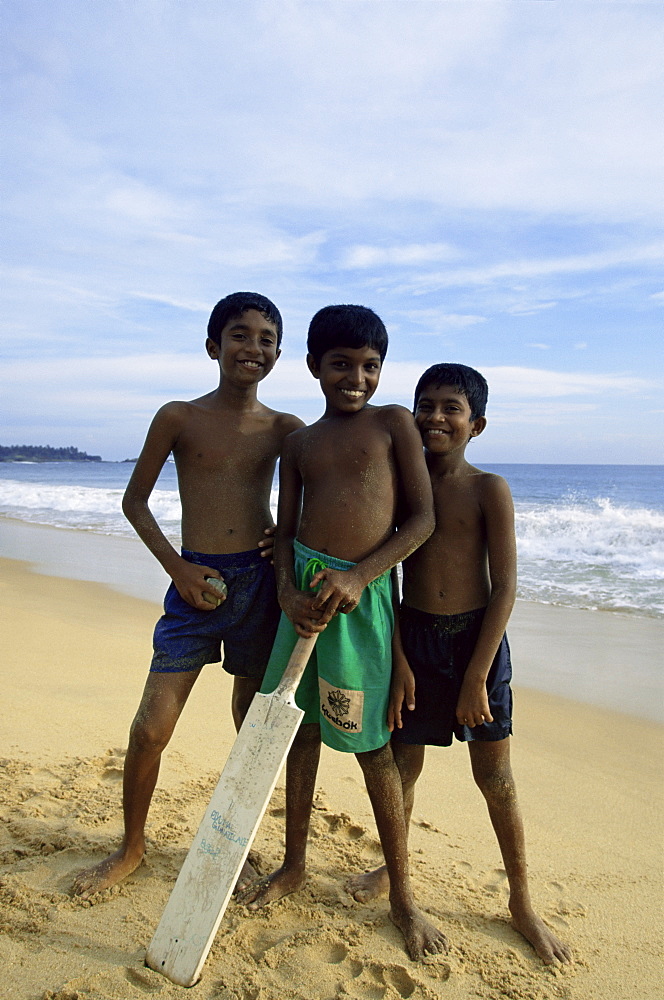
150;548;280;679
391;604;513;747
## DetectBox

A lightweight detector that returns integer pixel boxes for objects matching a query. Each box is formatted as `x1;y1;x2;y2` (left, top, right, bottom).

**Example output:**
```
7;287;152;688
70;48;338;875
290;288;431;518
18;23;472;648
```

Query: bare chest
432;482;485;542
300;424;394;493
175;416;280;479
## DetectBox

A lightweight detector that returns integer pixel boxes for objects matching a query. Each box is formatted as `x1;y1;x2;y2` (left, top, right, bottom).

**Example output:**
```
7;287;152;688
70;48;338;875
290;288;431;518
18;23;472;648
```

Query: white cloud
341;243;459;269
508;302;558;317
526;343;551;350
479;366;658;400
407;314;487;334
130;293;210;313
397;244;664;294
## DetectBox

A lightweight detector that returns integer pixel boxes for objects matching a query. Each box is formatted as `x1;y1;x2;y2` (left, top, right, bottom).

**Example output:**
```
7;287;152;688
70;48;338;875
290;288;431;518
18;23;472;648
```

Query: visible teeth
340;389;363;397
242;361;261;368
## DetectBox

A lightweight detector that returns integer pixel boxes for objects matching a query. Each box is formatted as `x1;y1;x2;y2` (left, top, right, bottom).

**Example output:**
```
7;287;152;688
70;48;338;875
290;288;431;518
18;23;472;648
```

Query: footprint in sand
362;960;439;997
483;867;509;897
545;879;587;929
322;812;366;841
101;748;126;781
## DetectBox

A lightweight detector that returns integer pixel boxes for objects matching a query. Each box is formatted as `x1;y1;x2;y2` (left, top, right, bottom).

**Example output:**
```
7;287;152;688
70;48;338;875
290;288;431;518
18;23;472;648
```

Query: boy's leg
469;738;572;964
346;742;425;902
73;668;201;898
238;722;322;908
231;675;262;732
356;743;447;962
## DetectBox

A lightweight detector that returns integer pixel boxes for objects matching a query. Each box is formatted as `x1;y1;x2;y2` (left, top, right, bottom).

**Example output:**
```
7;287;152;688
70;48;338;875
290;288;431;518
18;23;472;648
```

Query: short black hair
413;363;489;420
207;292;283;347
307;304;388;366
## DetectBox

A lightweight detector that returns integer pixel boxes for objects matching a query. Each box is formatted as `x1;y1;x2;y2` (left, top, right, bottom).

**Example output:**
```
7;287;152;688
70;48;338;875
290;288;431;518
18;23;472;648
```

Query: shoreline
1;515;662;721
1;551;662;999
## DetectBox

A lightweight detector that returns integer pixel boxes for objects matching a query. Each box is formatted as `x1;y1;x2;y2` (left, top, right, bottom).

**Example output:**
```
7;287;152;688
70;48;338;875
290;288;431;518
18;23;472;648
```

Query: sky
1;0;663;464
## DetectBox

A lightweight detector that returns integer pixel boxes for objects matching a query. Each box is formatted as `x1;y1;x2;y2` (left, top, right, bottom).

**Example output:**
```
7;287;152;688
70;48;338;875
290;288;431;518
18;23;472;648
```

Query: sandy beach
1;534;663;1000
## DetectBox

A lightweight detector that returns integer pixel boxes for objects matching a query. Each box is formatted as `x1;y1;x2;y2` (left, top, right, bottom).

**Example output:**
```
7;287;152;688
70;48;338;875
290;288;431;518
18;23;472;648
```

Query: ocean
0;460;662;620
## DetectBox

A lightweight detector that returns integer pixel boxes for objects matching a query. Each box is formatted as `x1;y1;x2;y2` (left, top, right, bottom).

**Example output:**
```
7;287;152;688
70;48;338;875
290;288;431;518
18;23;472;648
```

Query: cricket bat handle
273;634;318;702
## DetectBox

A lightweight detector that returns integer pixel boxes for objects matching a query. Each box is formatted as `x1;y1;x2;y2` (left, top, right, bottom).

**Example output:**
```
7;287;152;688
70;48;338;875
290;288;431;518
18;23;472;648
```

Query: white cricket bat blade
145;689;304;987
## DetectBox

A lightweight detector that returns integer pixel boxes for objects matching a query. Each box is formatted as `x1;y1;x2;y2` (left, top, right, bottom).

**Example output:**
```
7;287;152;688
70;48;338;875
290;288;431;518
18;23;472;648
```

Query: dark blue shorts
150;549;280;679
391;604;513;747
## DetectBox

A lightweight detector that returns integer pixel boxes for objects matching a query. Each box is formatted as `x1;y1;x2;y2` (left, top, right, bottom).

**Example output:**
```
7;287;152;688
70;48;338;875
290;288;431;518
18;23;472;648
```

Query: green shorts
260;539;394;753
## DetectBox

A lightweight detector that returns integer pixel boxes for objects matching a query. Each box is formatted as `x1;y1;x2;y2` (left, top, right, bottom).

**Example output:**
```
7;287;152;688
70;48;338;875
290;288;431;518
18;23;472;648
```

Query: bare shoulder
471;468;514;508
150;399;197;432
375;402;415;425
272;409;306;436
373;402;418;435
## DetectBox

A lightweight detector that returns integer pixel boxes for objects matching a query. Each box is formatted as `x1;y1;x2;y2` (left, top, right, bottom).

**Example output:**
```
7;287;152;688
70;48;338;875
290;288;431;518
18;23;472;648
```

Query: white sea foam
515;497;664;616
1;478;662;617
0;479;182;540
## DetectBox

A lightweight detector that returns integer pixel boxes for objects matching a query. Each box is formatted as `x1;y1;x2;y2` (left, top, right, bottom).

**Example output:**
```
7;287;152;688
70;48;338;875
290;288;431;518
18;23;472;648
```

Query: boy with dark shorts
73;292;304;898
347;363;572;966
239;305;448;963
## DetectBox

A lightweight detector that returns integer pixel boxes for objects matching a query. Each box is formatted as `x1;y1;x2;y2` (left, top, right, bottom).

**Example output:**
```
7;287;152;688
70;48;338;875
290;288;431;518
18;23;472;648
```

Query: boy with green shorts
239;305;448;962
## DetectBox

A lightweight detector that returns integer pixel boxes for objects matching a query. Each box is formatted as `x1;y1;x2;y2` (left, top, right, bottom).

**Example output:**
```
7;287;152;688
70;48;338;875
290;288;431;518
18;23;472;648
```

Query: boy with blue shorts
348;363;572;966
74;292;304;898
239;305;449;963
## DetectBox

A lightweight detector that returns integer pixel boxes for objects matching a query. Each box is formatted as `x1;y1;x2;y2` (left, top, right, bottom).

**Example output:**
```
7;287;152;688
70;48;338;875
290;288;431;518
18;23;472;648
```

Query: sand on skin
1;552;662;1000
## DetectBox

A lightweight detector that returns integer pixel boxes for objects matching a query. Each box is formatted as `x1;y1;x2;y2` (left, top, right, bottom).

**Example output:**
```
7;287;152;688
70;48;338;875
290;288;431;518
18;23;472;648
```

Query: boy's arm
122;403;224;611
387;566;416;732
311;406;434;616
273;433;327;638
456;475;517;727
258;413;307;561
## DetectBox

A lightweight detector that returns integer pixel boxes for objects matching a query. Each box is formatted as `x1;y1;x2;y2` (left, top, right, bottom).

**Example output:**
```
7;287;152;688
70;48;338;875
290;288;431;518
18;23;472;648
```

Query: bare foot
234;856;259;894
345;864;390;903
236;864;306;910
72;845;144;899
510;901;573;964
389;901;449;962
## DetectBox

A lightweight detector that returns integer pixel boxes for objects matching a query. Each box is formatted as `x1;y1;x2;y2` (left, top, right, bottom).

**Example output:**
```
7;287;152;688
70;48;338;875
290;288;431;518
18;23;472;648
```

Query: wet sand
1;546;663;999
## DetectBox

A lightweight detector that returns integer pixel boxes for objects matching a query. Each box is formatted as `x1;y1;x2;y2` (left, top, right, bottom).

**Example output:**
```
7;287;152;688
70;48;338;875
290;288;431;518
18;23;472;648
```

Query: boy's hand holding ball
202;576;228;607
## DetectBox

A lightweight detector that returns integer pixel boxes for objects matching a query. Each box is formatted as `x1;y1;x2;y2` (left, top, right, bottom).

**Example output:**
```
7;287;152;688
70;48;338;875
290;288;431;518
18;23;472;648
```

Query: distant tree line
0;444;102;462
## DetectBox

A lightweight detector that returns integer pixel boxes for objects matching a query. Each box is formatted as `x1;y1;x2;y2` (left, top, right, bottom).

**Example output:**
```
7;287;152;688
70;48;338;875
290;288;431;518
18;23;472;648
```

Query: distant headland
0;445;102;463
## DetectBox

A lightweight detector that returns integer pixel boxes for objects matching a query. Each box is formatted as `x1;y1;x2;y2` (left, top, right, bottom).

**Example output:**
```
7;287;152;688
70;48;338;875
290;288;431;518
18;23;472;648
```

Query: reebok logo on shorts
319;677;363;733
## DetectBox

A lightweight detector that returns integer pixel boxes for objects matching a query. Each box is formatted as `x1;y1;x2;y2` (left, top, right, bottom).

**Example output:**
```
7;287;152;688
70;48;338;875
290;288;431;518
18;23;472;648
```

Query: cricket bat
145;633;318;987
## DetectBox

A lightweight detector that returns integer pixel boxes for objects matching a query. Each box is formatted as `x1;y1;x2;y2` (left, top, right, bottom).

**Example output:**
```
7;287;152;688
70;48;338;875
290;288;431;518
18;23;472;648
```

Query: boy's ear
469;416;487;439
306;353;320;378
206;337;220;360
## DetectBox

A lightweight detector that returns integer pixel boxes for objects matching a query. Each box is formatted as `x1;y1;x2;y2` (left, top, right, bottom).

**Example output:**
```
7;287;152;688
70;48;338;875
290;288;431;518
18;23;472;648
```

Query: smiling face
414;383;486;456
206;308;280;384
308;344;382;414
